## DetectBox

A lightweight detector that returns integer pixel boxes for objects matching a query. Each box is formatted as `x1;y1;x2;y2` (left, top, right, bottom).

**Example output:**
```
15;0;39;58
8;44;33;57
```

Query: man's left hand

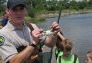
50;22;60;35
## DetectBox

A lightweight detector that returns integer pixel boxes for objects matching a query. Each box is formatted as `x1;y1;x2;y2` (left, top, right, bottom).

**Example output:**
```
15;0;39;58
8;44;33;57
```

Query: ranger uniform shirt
0;21;33;62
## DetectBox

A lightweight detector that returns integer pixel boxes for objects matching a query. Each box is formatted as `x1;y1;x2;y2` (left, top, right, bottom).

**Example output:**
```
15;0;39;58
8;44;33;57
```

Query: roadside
25;9;92;24
36;9;92;19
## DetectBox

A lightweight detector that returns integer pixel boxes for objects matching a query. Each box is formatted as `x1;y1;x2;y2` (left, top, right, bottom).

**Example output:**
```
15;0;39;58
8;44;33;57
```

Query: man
0;0;60;63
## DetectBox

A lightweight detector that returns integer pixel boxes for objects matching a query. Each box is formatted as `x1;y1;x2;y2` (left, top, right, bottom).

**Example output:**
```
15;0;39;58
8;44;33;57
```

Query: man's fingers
51;22;57;26
51;21;60;30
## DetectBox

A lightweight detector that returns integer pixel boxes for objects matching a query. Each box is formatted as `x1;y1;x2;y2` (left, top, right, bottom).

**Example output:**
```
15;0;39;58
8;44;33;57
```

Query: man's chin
14;20;24;24
16;19;24;22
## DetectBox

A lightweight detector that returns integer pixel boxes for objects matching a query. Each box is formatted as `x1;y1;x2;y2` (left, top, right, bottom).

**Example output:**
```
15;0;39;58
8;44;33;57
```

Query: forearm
9;46;35;63
45;31;65;47
57;32;65;41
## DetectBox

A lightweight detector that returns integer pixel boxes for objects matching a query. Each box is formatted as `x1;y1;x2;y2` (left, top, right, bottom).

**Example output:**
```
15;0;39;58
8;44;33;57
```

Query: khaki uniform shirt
0;21;33;63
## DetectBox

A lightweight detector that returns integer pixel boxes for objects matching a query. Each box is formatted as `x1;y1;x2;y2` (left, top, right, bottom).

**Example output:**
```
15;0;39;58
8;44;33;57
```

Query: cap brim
11;3;26;9
14;4;26;9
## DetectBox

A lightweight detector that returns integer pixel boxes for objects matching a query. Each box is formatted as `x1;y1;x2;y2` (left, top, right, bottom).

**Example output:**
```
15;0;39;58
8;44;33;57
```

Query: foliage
0;0;6;15
24;16;45;24
0;0;92;23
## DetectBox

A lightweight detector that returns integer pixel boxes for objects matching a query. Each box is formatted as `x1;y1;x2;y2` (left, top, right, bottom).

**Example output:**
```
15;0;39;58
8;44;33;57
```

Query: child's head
86;50;92;63
63;39;73;57
56;37;73;56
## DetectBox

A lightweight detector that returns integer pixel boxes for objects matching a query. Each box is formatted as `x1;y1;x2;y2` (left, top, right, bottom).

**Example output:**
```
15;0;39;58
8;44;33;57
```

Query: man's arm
57;32;65;41
0;34;37;63
9;45;35;63
9;26;40;63
28;22;60;48
44;22;61;47
44;31;65;47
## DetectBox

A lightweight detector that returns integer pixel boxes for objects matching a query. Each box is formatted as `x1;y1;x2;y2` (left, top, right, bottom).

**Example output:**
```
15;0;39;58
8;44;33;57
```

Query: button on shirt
0;21;33;62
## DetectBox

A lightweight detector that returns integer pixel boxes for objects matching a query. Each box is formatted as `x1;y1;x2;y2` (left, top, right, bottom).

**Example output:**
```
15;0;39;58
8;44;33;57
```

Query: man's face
7;6;27;25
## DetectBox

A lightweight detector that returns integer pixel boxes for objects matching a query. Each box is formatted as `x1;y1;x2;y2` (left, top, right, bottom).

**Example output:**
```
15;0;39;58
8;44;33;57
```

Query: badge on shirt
0;36;5;46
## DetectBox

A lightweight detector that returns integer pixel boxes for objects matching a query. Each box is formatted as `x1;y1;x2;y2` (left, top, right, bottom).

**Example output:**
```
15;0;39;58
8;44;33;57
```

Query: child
86;50;92;63
55;32;80;63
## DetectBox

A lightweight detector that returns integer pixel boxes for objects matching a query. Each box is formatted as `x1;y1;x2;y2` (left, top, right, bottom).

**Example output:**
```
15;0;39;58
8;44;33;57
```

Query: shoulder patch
0;36;5;46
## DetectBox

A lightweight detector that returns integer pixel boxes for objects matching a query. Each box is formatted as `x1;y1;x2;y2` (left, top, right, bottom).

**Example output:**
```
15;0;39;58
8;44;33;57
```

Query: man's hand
50;22;60;35
31;28;43;45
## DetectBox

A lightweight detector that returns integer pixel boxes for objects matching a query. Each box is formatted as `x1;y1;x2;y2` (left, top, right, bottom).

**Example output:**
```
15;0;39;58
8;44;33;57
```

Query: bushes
28;8;36;18
24;16;45;24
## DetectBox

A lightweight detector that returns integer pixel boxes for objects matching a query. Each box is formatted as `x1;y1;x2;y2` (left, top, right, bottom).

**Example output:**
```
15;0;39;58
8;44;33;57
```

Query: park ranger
0;0;60;63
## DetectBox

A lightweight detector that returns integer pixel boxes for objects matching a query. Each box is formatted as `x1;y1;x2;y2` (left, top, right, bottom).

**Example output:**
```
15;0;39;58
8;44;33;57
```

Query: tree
70;0;79;10
26;0;46;17
88;0;92;8
0;0;6;14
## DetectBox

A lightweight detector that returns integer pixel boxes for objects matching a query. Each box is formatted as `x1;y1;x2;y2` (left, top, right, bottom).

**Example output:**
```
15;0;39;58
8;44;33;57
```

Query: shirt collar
6;21;26;31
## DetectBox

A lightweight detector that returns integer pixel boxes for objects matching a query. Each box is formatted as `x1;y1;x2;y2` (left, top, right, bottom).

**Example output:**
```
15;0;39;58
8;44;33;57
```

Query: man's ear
5;9;11;20
5;9;9;15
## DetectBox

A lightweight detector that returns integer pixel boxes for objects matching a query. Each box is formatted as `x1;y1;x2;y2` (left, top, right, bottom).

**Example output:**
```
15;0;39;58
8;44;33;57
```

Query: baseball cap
7;0;26;9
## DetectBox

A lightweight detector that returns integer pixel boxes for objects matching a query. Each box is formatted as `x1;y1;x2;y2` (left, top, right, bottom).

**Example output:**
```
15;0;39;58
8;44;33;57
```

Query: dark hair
63;39;73;52
56;36;64;51
56;35;73;51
